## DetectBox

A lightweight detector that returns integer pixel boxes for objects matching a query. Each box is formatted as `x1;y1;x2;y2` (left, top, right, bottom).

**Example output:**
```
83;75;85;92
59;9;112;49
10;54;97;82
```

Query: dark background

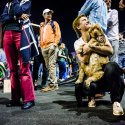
0;0;124;52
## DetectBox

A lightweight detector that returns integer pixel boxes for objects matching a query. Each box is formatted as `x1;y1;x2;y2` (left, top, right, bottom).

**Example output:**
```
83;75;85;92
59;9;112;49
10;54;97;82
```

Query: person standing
40;8;61;92
0;0;36;110
104;0;119;63
78;0;107;33
57;43;67;81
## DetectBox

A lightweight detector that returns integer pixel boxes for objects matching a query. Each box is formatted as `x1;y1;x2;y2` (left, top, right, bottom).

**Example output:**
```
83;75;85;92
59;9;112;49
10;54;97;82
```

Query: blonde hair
72;14;86;38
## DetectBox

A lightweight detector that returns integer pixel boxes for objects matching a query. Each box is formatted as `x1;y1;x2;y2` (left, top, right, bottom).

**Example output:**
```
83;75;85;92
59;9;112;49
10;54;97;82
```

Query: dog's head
89;24;104;39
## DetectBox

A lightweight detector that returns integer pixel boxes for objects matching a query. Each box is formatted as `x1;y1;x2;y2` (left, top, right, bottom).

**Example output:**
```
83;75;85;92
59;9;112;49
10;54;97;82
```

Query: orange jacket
40;20;61;49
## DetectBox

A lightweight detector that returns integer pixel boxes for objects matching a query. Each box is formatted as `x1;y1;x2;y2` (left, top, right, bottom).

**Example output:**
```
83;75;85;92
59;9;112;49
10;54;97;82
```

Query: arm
58;50;67;59
89;36;113;56
119;0;125;10
76;53;89;62
39;22;44;46
108;10;118;29
78;0;95;16
13;0;31;16
53;21;61;46
0;3;11;23
74;39;92;62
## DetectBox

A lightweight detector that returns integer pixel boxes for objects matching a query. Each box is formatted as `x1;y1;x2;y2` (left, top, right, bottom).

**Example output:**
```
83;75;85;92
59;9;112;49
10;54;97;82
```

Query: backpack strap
50;20;62;44
50;20;56;33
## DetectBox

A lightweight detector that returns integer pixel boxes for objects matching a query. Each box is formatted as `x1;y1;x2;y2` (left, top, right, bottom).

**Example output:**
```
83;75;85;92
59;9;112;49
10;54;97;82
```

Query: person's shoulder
74;37;83;44
53;21;59;25
74;37;84;50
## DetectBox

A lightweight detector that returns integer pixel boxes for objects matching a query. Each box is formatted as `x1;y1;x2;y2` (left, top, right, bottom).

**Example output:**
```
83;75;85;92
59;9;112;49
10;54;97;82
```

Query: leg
19;58;35;102
103;62;124;115
3;31;21;102
109;40;119;63
75;63;85;84
88;82;97;107
32;55;41;90
103;62;124;102
85;71;104;89
75;83;84;106
13;32;35;103
41;46;58;92
41;64;48;87
58;61;66;80
48;45;58;84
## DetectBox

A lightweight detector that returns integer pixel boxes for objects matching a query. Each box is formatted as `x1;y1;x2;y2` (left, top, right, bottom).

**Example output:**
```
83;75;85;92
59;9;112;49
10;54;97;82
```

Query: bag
3;79;11;93
50;20;62;44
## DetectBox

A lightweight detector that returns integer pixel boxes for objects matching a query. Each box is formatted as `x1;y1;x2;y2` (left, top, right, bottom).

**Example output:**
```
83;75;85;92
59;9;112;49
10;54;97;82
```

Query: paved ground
0;77;125;125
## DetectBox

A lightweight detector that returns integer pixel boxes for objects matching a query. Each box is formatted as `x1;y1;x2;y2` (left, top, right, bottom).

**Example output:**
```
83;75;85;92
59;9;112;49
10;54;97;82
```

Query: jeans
109;40;119;63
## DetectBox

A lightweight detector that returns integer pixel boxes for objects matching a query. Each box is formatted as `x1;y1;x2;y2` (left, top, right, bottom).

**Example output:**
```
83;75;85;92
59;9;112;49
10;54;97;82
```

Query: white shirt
74;35;110;53
74;37;85;53
106;9;119;41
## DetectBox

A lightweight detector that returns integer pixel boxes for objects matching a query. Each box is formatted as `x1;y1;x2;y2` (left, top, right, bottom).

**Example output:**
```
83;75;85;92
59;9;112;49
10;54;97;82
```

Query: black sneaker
21;101;35;110
6;100;22;107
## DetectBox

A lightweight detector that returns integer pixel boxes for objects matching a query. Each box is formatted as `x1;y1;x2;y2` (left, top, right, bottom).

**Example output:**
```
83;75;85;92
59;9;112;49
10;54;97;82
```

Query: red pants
3;30;35;102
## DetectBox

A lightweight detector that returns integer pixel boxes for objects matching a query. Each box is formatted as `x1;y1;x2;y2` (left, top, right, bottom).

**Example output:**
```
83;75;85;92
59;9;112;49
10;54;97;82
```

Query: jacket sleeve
54;21;61;45
0;4;10;23
110;10;118;26
13;0;31;15
78;0;95;16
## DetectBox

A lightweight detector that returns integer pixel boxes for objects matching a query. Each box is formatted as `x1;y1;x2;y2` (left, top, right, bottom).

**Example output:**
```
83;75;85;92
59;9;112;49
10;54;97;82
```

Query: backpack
50;20;62;44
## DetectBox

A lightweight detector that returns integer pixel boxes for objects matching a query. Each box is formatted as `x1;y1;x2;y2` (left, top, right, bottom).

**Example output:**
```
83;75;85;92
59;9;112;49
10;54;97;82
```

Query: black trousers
75;62;125;105
33;50;48;87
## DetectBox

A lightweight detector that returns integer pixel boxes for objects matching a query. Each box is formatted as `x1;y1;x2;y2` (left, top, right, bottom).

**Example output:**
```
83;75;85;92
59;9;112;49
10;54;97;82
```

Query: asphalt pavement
0;77;125;125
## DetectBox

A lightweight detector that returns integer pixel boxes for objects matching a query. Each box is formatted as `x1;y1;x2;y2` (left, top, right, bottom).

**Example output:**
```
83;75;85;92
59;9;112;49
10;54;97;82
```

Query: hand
85;80;90;89
119;0;125;10
21;14;30;20
83;43;92;54
65;56;67;59
52;43;57;47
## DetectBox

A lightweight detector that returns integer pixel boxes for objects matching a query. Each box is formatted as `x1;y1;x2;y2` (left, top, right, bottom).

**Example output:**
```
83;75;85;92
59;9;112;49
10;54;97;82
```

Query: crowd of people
0;0;125;117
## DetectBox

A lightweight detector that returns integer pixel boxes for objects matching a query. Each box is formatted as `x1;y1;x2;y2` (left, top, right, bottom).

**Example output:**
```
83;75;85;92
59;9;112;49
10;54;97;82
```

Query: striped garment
20;19;39;63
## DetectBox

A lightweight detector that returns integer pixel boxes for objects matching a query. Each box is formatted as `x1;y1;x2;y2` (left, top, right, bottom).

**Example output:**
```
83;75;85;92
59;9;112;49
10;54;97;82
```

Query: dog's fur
75;24;109;88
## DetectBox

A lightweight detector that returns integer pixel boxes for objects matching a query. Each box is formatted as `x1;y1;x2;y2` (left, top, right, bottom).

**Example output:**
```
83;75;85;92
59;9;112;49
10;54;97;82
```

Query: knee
104;62;122;78
90;82;97;90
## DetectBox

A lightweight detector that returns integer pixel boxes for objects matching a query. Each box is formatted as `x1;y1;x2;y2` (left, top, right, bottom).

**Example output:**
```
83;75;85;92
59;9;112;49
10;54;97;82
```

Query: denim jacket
78;0;107;32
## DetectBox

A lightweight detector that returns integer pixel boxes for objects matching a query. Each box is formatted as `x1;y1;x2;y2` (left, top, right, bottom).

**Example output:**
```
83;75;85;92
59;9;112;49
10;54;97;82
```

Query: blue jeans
57;61;67;79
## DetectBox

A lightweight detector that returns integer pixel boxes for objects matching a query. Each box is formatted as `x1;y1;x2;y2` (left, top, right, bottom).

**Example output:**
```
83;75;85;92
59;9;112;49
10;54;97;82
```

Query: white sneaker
60;79;65;82
88;98;96;108
113;102;124;116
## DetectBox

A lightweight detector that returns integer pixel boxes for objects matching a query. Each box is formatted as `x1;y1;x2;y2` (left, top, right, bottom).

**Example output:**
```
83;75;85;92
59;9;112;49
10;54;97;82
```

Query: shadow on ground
0;97;9;104
53;94;125;124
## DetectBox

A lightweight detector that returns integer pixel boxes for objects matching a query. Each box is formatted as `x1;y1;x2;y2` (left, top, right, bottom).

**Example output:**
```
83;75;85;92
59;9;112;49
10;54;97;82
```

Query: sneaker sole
88;105;96;108
113;112;124;116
